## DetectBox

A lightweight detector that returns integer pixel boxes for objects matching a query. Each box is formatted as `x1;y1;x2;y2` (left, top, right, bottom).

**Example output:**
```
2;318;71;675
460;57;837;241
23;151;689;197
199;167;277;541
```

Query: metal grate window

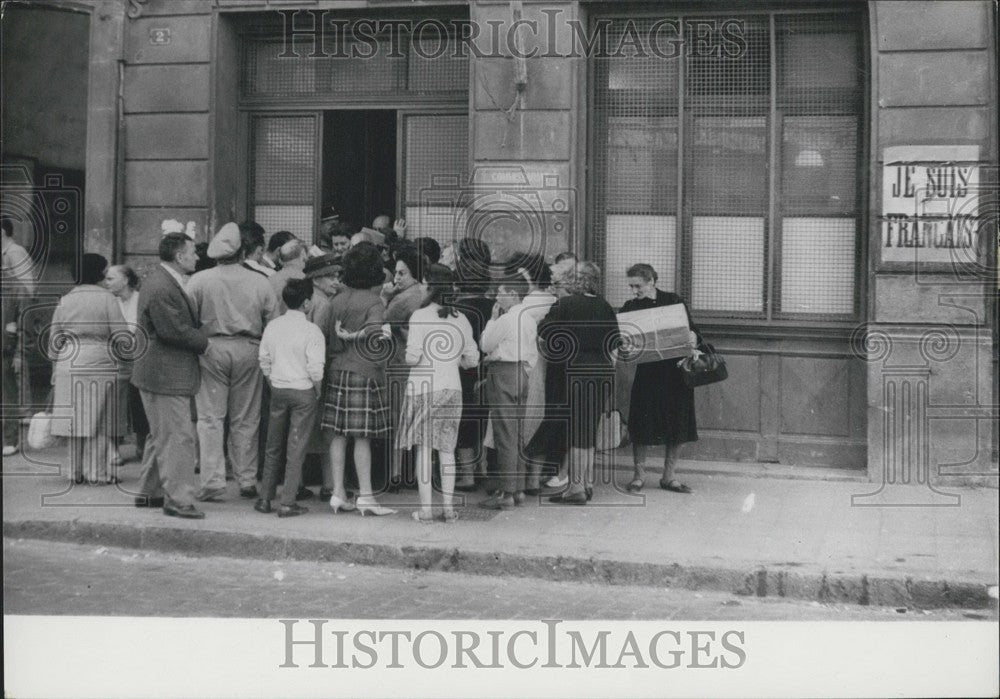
242;24;468;102
591;10;864;321
250;115;317;241
403;113;469;247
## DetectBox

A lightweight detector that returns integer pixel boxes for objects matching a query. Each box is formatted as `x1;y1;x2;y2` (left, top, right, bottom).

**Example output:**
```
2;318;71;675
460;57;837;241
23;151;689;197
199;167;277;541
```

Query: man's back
187;263;278;338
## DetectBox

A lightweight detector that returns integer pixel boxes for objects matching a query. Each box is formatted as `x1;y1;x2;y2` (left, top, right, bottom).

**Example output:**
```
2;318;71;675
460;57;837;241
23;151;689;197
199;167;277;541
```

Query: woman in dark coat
540;261;619;506
620;263;701;494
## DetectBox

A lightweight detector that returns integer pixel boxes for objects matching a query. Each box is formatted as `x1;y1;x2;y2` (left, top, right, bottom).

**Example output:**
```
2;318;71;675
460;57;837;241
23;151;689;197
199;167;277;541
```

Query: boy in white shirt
478;267;538;510
256;278;325;517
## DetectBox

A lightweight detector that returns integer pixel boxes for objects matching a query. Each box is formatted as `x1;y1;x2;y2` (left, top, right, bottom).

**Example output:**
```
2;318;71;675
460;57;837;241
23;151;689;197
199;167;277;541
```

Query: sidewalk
3;445;997;609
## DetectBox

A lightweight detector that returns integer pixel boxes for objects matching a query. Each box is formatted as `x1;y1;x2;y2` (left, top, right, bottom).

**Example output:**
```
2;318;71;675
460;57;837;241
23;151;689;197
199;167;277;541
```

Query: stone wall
867;0;997;489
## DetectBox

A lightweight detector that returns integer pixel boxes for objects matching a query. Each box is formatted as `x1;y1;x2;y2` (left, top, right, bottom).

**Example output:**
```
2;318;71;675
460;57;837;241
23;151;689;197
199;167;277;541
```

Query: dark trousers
260;387;318;507
128;384;149;456
2;350;19;446
485;361;528;493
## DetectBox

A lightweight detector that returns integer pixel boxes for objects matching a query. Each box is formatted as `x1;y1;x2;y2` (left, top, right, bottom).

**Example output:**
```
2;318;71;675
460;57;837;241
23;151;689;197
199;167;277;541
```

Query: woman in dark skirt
620;263;701;494
540;261;619;506
322;243;396;516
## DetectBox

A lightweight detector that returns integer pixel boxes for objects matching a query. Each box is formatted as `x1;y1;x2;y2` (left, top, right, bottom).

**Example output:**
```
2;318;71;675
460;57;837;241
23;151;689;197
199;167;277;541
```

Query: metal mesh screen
780;218;855;314
242;29;468;100
251;115;316;240
691;216;765;313
591;11;863;321
408;37;469;92
405;114;469;244
604;214;676;308
592;19;681;297
775;14;863;318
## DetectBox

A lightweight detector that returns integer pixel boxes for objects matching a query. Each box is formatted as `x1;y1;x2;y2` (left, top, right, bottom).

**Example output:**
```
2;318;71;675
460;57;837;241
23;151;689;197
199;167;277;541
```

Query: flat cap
207;222;241;259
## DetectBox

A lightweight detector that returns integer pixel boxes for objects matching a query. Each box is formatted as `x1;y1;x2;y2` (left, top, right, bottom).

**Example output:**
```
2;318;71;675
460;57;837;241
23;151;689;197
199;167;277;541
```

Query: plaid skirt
321;370;389;438
396;389;463;453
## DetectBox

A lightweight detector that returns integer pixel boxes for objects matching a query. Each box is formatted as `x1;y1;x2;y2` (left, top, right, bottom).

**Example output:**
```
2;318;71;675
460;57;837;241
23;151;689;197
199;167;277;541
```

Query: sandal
659;479;692;494
627;478;644;493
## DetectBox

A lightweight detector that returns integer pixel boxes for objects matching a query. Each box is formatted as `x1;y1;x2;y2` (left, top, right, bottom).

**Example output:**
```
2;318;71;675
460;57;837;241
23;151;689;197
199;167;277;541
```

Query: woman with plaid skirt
322;243;396;516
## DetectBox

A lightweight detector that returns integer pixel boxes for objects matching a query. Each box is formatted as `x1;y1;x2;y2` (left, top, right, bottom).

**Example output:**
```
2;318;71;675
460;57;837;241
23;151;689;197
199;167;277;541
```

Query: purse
678;344;728;388
595;410;624;451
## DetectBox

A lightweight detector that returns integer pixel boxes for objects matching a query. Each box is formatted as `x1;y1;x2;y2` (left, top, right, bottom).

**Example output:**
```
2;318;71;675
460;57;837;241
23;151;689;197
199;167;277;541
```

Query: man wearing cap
132;232;208;519
187;222;279;501
315;205;339;252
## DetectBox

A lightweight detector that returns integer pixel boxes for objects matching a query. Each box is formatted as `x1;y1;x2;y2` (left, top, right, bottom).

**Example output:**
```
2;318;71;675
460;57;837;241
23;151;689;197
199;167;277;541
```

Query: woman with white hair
104;264;149;464
537;260;619;506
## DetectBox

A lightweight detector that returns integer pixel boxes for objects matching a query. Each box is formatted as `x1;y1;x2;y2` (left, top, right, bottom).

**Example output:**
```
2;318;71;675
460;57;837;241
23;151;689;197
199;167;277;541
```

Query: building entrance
322;111;397;232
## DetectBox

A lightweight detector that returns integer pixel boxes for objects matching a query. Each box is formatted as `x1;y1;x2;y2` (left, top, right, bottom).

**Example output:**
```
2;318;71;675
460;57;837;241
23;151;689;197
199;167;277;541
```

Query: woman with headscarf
50;253;130;483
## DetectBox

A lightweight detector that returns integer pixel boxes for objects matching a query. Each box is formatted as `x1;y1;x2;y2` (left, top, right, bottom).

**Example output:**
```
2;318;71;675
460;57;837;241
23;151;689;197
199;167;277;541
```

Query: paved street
4;539;993;621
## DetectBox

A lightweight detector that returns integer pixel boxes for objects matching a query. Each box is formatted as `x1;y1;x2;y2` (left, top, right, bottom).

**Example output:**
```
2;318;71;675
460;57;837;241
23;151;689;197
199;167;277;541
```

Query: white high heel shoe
328;494;357;514
355;496;396;517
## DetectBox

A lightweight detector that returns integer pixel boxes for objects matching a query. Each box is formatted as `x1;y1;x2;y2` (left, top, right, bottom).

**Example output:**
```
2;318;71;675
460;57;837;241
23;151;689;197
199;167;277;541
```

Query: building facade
3;0;997;488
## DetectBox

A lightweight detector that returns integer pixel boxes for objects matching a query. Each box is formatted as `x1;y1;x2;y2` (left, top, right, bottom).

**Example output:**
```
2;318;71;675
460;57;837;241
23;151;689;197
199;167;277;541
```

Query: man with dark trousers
132;232;210;519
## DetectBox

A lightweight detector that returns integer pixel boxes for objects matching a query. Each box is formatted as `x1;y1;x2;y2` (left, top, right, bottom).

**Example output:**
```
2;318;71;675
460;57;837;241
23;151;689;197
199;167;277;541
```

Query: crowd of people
1;211;704;523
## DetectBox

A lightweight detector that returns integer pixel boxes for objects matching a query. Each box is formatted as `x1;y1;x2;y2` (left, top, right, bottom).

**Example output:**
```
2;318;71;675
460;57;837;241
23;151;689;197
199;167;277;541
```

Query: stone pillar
468;1;582;262
862;1;997;497
121;0;214;274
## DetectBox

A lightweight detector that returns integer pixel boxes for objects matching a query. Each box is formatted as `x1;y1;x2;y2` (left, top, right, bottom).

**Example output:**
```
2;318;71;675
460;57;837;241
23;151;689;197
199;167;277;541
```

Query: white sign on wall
881;145;981;265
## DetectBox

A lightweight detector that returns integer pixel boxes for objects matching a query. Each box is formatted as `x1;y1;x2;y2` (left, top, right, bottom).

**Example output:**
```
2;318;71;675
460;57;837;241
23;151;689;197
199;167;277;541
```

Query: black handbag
679;344;728;388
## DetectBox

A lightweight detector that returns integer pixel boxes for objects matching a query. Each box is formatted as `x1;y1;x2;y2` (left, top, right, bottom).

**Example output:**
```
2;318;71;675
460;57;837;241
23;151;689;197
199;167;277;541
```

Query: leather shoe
195;486;227;502
134;495;165;508
479;493;515;510
295;486;314;501
277;503;308;518
548;491;587;505
254;498;273;514
239;486;258;499
163;503;205;519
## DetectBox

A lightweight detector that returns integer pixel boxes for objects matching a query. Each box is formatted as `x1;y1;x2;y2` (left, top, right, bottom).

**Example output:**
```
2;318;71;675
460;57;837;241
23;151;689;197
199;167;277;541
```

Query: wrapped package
616;303;693;364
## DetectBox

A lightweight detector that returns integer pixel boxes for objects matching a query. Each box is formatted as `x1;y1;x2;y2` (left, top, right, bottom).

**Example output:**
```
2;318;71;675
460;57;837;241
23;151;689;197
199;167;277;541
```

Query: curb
4;519;994;610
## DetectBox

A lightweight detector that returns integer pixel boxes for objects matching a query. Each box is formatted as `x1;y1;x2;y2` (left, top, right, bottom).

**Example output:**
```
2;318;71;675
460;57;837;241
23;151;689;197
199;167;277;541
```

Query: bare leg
567;446;588;496
355;438;396;515
354;438;373;498
660;444;691;492
632;443;649;482
329;435;348;501
662;444;680;483
439;450;456;514
414;443;433;517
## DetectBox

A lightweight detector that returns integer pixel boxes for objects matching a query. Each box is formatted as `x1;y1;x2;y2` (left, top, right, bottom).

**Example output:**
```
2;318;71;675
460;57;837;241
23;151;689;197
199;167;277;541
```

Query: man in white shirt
1;217;35;297
478;271;537;510
256;278;325;517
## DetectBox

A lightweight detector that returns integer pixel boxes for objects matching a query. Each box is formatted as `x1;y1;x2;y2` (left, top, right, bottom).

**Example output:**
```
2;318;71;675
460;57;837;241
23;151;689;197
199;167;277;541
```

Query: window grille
591;11;864;320
242;24;468;101
250;115;316;241
403;113;469;247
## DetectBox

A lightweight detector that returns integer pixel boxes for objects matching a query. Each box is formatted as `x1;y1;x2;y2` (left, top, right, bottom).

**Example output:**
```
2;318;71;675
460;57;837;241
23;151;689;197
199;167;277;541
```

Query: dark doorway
322;111;397;232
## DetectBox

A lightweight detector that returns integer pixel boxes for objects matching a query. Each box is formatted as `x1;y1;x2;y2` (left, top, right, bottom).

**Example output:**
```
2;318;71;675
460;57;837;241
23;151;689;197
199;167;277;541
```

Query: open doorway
322;110;397;232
